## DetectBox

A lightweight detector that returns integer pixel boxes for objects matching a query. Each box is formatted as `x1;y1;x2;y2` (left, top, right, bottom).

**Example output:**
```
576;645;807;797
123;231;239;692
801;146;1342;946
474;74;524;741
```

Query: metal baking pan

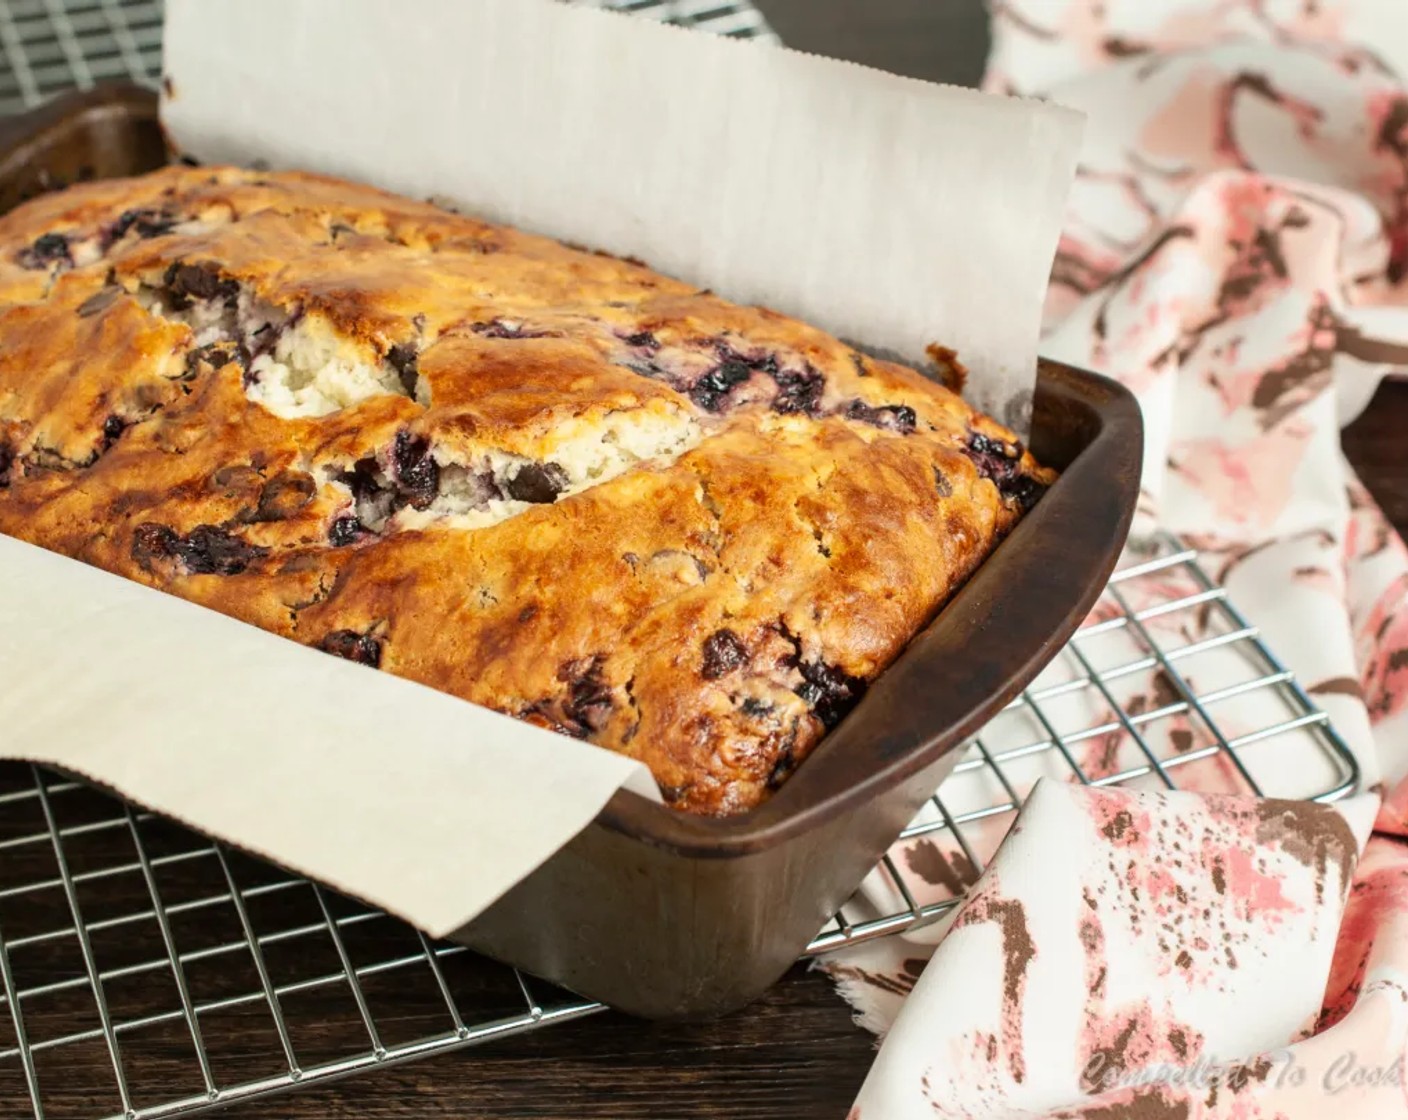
0;84;1142;1020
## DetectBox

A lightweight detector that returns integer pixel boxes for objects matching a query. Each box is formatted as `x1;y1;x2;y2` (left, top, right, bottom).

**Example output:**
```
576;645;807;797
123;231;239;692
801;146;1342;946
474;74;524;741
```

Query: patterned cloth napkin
833;3;1408;1116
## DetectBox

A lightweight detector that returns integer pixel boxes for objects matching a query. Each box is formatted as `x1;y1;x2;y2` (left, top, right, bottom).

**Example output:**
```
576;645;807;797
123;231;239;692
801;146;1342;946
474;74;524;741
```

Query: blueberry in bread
0;166;1054;815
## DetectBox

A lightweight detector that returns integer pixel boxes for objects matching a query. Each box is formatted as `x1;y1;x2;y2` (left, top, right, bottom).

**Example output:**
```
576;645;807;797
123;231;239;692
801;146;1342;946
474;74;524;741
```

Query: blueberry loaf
0;166;1053;815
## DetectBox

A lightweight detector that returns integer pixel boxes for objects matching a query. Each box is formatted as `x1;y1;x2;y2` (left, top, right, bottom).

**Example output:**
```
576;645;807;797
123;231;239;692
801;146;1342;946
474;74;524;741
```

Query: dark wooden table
2;2;1405;1118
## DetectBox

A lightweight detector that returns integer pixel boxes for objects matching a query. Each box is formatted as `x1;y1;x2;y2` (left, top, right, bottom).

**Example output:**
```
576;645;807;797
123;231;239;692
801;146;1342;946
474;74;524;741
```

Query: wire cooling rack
0;0;778;116
0;532;1359;1119
817;531;1360;946
0;0;162;114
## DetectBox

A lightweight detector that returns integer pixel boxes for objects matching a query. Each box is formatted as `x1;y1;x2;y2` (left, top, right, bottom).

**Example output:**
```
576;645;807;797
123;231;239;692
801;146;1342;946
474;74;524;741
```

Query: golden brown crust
0;166;1054;815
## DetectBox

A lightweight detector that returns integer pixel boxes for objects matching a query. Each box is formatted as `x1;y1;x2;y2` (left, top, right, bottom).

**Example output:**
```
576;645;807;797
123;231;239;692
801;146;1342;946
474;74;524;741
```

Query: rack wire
0;533;1359;1118
0;0;778;116
815;531;1359;947
0;0;162;114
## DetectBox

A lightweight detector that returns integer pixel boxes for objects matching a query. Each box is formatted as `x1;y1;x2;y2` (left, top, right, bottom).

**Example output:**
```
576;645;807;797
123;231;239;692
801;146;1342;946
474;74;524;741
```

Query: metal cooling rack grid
0;0;778;116
0;0;163;115
0;532;1360;1119
0;775;605;1120
814;531;1359;947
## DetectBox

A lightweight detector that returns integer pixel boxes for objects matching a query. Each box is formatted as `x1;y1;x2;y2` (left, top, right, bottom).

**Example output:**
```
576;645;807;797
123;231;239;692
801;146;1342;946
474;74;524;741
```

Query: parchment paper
0;0;1082;940
0;535;658;936
160;0;1082;431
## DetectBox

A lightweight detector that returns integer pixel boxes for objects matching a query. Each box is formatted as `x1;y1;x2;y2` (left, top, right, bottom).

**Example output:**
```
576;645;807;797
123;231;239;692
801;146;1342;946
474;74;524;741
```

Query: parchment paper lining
0;0;1081;938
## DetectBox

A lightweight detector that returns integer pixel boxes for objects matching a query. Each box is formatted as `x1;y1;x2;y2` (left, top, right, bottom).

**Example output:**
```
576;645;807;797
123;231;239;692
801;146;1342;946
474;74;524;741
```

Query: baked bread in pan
0;166;1053;815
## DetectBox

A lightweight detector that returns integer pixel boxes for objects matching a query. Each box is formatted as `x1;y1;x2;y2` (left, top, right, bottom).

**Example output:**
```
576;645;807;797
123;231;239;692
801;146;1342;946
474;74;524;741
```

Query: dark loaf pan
0;84;1143;1020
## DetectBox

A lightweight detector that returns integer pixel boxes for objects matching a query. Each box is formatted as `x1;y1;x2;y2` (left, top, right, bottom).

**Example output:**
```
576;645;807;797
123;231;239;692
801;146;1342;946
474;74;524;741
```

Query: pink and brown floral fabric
836;2;1408;1116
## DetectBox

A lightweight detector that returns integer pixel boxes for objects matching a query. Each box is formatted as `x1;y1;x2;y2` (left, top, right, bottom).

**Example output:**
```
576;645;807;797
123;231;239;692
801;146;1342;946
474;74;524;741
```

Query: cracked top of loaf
0;165;1054;816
